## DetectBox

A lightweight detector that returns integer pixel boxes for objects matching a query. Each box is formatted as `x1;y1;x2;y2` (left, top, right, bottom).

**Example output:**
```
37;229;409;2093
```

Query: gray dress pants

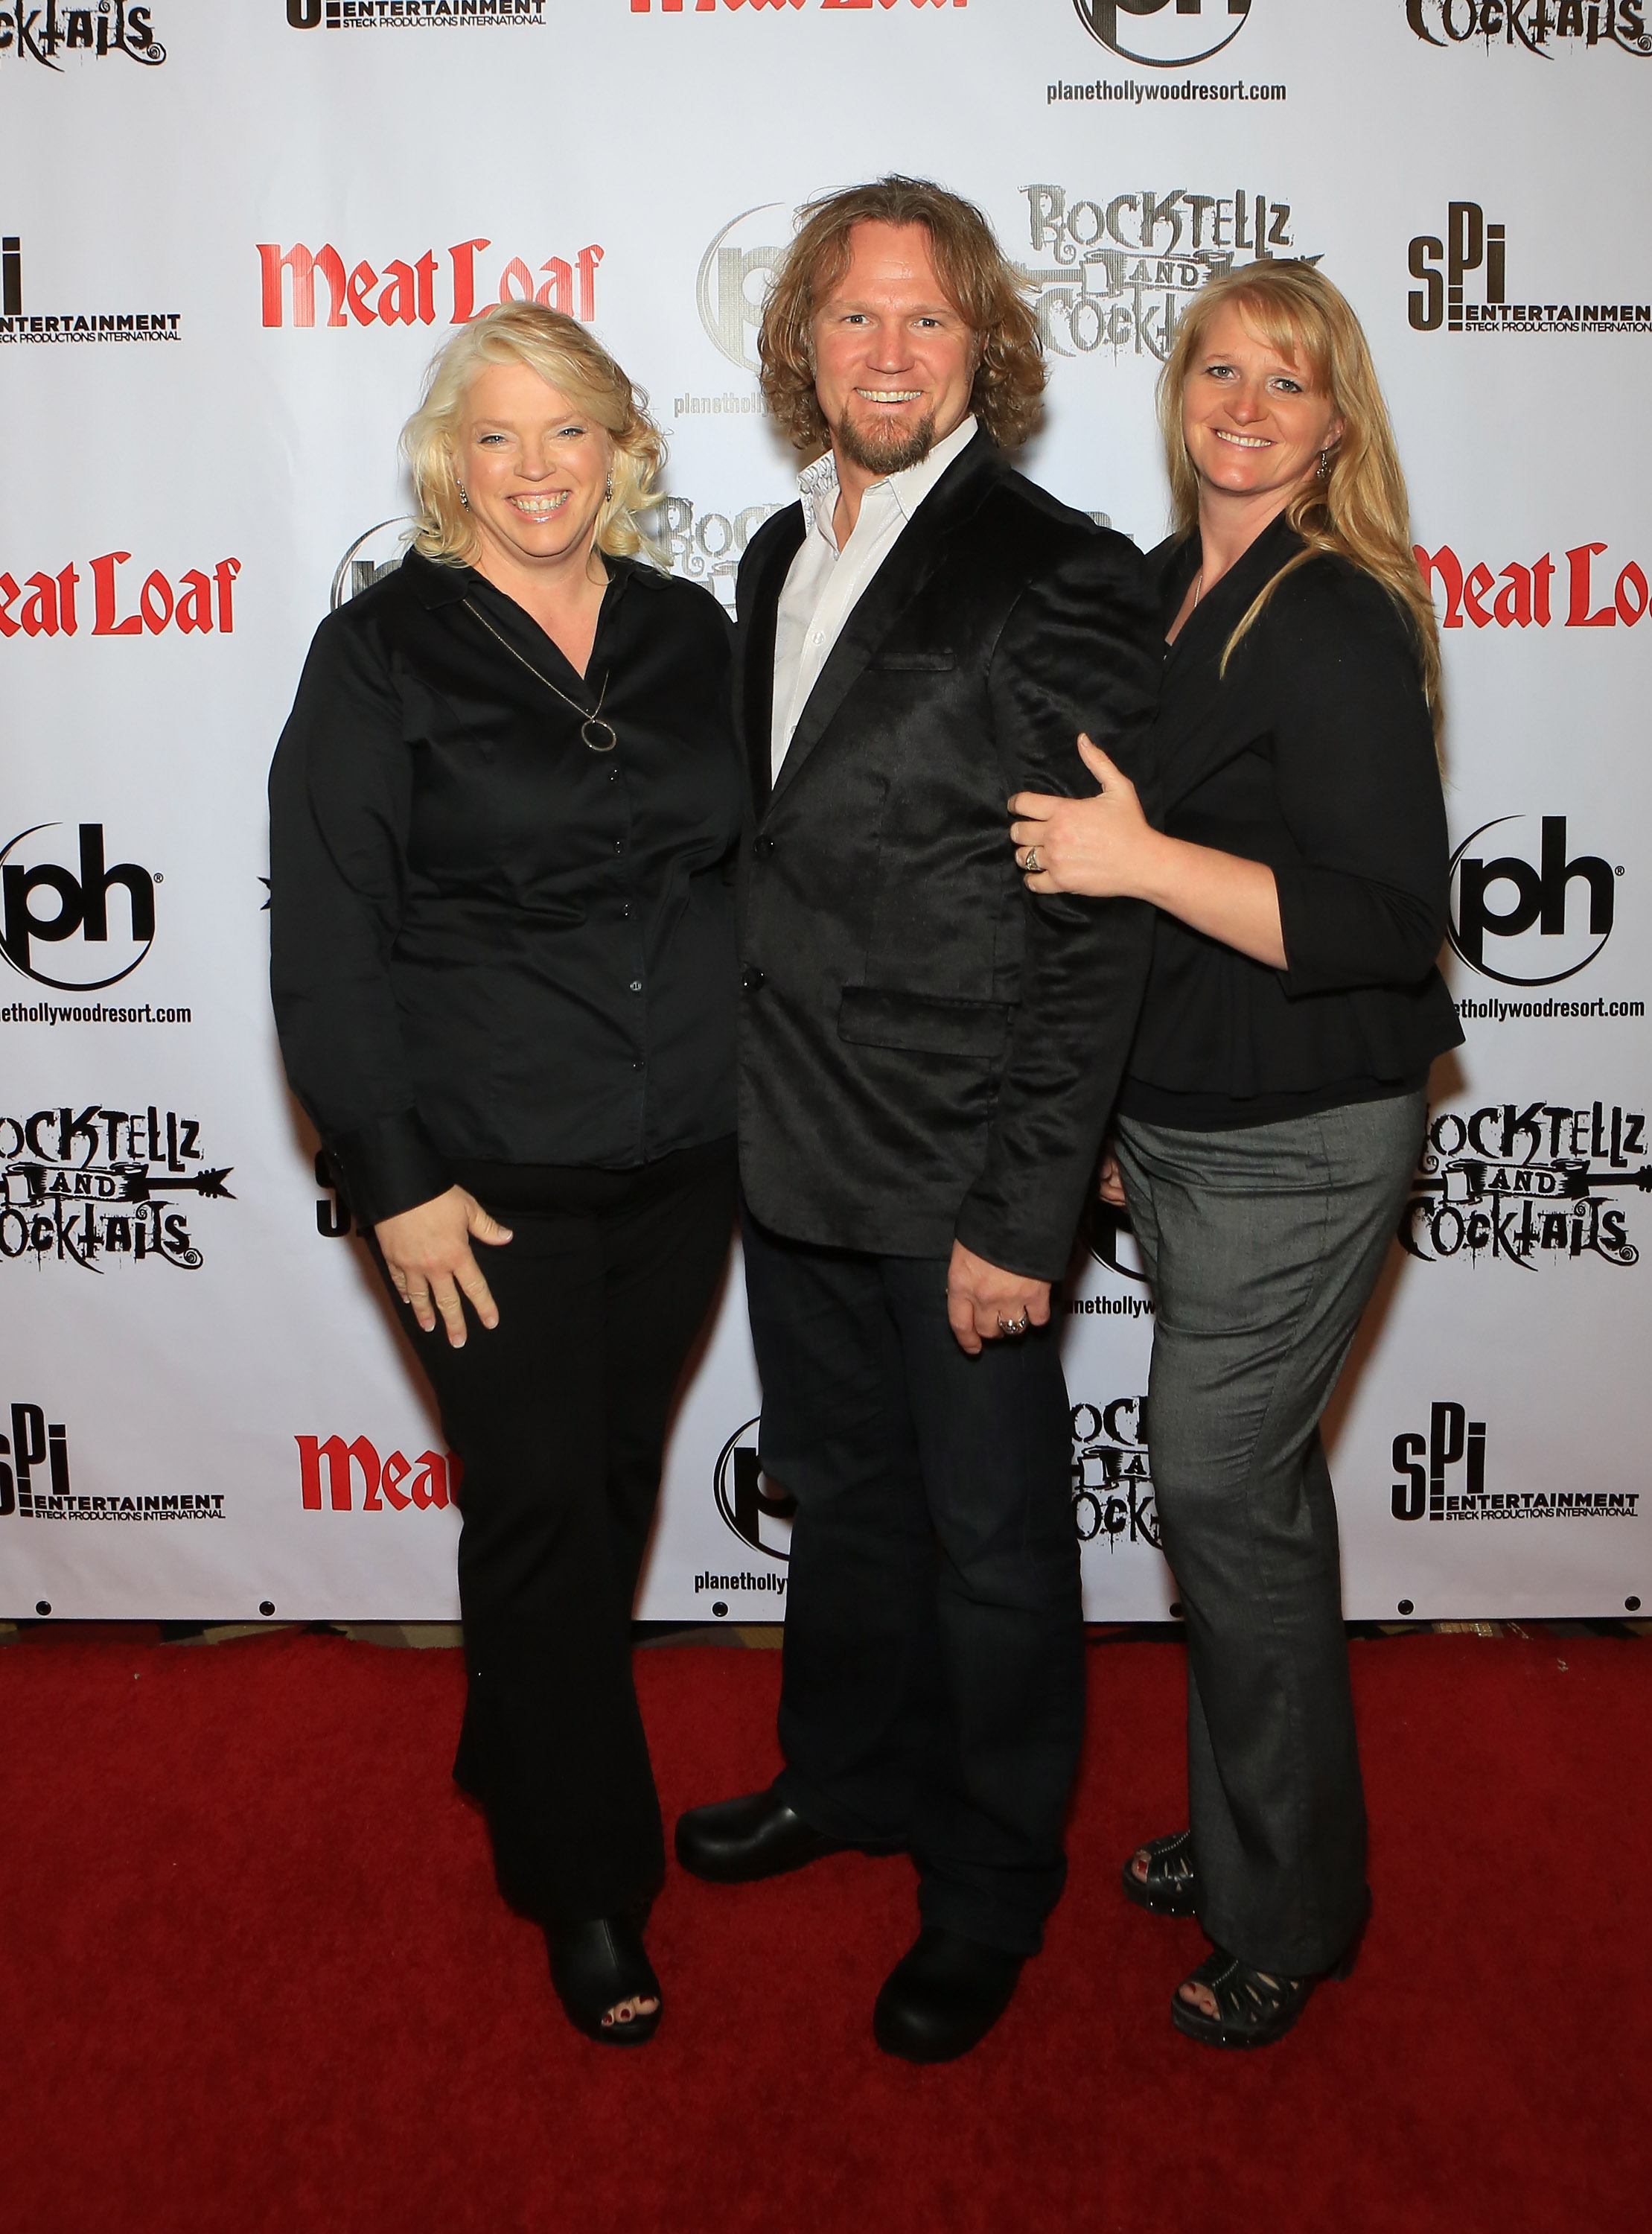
1114;1089;1426;1976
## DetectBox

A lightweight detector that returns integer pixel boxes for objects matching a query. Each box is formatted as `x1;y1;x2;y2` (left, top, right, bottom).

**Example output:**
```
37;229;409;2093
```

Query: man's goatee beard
834;406;939;479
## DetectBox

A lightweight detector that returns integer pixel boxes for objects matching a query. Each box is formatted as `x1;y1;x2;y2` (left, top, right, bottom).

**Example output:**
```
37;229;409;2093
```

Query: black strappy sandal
1170;1897;1368;2050
1121;1830;1199;1917
546;1915;662;2046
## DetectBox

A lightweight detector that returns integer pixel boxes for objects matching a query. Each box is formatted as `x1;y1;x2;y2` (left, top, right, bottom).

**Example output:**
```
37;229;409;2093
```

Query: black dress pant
741;1207;1085;1956
372;1138;736;1925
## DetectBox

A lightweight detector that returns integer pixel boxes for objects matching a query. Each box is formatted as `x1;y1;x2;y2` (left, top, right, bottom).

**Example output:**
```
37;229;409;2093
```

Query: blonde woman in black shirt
1010;262;1461;2048
270;305;742;2045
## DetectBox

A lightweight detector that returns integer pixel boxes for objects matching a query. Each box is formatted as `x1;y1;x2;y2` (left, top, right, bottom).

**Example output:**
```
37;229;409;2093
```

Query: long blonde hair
401;302;666;566
1159;261;1441;735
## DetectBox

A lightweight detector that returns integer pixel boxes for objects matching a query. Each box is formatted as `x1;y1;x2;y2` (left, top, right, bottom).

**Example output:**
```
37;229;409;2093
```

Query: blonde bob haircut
759;175;1046;458
401;302;666;566
1159;261;1441;737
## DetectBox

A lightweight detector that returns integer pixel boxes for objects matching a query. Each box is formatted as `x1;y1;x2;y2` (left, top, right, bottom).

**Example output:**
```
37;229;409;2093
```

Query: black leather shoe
674;1786;850;1883
545;1915;661;2046
873;1927;1025;2063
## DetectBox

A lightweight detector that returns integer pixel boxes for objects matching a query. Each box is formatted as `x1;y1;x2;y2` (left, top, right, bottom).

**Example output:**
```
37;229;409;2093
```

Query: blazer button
742;966;767;993
752;835;776;859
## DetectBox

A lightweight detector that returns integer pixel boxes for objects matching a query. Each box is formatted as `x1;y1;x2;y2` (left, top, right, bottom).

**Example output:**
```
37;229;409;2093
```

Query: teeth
1213;430;1271;448
510;493;569;516
858;389;922;402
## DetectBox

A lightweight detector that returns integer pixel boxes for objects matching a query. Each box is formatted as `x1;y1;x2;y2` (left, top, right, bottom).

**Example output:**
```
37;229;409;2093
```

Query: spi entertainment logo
0;234;182;346
1391;1401;1639;1525
1408;202;1650;334
1074;0;1252;66
284;0;543;26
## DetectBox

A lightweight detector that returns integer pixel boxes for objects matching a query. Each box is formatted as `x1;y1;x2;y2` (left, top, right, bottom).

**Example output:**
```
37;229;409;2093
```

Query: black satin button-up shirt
269;550;742;1226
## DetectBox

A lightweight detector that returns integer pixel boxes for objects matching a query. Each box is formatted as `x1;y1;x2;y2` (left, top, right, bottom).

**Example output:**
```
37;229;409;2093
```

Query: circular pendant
581;717;618;754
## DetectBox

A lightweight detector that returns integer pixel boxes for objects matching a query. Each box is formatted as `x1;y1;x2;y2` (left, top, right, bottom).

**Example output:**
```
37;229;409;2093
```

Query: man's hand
376;1186;513;1349
946;1240;1051;1358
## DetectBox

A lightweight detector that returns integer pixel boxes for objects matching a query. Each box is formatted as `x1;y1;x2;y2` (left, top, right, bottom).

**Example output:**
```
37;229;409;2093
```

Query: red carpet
0;1629;1645;2234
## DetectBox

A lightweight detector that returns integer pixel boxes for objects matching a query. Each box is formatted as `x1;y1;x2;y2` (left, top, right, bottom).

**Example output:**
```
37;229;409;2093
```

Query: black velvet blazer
1120;516;1463;1123
733;431;1161;1282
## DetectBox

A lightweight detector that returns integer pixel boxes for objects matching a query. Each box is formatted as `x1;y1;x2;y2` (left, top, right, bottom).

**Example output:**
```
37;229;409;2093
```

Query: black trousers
372;1138;736;1925
741;1207;1085;1956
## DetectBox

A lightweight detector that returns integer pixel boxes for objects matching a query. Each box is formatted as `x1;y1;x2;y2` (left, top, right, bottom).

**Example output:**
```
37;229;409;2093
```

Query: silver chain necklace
461;596;617;754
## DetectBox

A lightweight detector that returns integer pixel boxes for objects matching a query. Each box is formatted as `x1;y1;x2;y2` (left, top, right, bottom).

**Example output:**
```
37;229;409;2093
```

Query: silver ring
1022;845;1041;876
996;1314;1030;1335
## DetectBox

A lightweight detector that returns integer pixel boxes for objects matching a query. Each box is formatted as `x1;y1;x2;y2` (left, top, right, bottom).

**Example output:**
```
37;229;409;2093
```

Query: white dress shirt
770;415;978;785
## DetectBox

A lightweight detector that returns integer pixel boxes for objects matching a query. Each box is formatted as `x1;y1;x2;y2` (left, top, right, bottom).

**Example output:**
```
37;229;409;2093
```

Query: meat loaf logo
1407;1;1651;56
1403;1099;1649;1267
0;235;181;346
651;499;785;607
1447;815;1618;985
284;0;543;27
0;2;163;69
1;1403;223;1521
1071;1398;1161;1551
258;239;603;329
296;1433;460;1511
1;553;240;637
1;826;156;991
1391;1401;1638;1523
1074;0;1251;67
1408;204;1649;334
1416;542;1648;630
0;1105;232;1271
1020;183;1307;362
713;1416;795;1561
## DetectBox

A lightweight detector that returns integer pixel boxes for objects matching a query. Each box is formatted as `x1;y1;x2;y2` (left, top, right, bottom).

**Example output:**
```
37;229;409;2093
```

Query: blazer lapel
767;433;1002;813
1152;514;1302;817
739;504;806;817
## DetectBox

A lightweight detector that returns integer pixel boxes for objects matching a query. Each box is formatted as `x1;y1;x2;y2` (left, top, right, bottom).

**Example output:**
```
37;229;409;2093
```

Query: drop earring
1318;449;1333;480
604;471;614;502
458;481;471;509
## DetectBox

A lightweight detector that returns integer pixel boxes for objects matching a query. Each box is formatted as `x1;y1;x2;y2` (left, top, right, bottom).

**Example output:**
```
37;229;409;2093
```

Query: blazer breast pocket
838;984;1014;1062
870;649;957;672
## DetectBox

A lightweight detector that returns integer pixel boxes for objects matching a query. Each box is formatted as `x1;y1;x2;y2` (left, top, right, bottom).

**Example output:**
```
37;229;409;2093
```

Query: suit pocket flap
838;985;1014;1060
870;649;957;671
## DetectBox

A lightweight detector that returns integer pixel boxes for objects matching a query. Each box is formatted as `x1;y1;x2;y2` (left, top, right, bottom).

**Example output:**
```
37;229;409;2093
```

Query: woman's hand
376;1186;513;1349
1009;734;1158;900
946;1240;1051;1358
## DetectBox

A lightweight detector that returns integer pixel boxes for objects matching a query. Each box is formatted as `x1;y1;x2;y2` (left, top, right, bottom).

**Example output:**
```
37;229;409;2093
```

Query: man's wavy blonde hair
401;303;666;565
758;175;1046;458
1160;260;1441;737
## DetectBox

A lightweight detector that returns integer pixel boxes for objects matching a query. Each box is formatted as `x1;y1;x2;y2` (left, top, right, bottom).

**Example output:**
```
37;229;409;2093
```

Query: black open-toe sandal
1170;1900;1367;2051
1121;1830;1199;1917
546;1915;662;2046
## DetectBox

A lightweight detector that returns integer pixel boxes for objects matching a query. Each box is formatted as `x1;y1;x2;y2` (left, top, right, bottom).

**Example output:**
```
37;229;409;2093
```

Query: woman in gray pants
1007;260;1462;2047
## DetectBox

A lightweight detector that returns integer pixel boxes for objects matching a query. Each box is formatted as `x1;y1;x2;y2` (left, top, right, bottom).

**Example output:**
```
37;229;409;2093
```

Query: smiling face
811;220;977;480
1181;300;1344;513
450;358;613;579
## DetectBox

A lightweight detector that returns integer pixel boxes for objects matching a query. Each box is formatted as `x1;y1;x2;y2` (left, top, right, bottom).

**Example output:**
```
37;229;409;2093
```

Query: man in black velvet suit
674;176;1160;2060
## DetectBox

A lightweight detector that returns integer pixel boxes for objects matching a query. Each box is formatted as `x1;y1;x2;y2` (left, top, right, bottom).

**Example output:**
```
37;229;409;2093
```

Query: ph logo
1447;815;1616;986
697;206;788;375
0;824;156;990
713;1416;795;1560
1074;0;1252;68
1392;1404;1485;1522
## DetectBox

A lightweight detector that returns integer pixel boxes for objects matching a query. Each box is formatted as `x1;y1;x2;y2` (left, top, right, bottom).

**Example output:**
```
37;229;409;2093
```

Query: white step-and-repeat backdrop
1;1;1648;1624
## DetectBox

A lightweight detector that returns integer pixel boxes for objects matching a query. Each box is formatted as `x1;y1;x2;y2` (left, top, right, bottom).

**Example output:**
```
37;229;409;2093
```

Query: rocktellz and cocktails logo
1408;203;1649;335
1073;0;1251;66
650;498;784;608
284;0;543;26
258;238;603;329
1391;1401;1638;1526
0;1105;232;1270
1403;1099;1649;1268
1070;1398;1161;1552
0;1;163;68
1407;1;1651;56
0;235;181;346
1019;182;1307;360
